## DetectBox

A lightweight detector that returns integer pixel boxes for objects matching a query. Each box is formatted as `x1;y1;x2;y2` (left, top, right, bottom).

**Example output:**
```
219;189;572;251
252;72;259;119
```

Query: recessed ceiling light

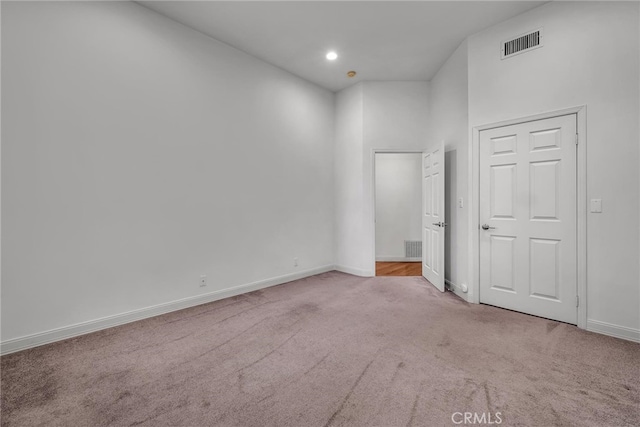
326;51;338;61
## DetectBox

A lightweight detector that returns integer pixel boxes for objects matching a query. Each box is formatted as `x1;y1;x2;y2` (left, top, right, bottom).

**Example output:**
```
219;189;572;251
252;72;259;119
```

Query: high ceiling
138;1;546;92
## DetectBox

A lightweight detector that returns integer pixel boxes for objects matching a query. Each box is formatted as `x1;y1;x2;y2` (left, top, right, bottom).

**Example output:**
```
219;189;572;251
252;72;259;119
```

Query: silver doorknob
481;224;496;230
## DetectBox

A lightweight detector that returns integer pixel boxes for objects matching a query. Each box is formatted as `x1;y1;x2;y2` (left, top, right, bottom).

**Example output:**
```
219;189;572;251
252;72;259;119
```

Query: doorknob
481;224;496;230
432;222;448;227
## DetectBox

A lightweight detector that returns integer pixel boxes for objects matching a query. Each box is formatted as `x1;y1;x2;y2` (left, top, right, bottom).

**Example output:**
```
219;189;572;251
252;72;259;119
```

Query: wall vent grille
501;28;543;59
404;240;422;258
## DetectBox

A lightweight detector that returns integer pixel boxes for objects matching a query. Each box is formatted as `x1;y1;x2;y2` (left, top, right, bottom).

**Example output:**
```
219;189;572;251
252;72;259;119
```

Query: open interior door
422;142;446;291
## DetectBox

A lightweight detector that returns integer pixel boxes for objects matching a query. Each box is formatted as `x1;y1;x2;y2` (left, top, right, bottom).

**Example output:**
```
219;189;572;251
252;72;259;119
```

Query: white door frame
468;106;587;329
370;149;425;275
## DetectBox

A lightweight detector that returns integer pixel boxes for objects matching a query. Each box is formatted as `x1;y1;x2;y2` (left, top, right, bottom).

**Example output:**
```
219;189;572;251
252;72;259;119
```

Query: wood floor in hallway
375;261;421;276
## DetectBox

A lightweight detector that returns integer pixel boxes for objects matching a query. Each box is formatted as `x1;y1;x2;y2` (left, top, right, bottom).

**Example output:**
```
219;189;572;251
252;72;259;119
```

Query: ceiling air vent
501;28;543;59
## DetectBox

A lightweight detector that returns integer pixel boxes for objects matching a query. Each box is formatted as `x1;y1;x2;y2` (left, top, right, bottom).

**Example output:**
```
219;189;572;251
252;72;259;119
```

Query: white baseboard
375;257;421;262
586;320;640;343
0;265;335;356
334;265;373;277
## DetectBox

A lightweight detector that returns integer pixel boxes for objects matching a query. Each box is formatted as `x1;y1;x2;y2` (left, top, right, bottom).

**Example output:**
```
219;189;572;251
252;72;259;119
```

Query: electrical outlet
199;275;207;287
293;257;298;267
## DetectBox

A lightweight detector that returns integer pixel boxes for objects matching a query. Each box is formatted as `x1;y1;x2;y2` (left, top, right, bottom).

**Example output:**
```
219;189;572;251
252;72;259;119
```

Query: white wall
427;40;469;298
375;153;422;260
1;1;335;343
335;82;430;275
334;83;365;275
467;1;639;337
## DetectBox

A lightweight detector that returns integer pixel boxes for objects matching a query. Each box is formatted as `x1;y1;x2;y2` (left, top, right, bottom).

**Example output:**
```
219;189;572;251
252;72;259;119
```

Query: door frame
468;106;587;329
370;149;426;276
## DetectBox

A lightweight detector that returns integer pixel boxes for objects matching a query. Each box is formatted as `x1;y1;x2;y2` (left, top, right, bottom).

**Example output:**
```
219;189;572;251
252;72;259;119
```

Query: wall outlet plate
199;275;207;287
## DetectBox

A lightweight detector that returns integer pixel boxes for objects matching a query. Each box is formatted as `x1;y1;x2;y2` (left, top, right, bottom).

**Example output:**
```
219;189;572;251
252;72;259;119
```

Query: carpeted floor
2;271;639;426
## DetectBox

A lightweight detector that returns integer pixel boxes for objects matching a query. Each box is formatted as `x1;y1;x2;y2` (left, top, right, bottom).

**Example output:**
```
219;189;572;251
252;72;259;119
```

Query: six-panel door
479;115;577;324
422;142;445;292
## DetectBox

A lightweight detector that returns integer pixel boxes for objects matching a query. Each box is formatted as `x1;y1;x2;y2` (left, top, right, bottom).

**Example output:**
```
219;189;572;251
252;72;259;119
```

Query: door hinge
575;133;579;145
576;295;579;307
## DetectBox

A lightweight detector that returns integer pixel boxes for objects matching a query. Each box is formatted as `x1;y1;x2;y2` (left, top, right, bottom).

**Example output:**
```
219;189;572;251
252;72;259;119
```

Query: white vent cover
404;240;422;258
501;28;543;59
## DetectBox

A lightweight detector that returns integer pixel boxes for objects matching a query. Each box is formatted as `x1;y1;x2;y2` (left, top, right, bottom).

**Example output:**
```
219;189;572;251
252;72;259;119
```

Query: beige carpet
2;272;639;426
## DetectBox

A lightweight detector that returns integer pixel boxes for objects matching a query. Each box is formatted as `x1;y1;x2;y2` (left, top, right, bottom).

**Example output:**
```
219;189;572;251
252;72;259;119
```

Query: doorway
374;153;422;276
